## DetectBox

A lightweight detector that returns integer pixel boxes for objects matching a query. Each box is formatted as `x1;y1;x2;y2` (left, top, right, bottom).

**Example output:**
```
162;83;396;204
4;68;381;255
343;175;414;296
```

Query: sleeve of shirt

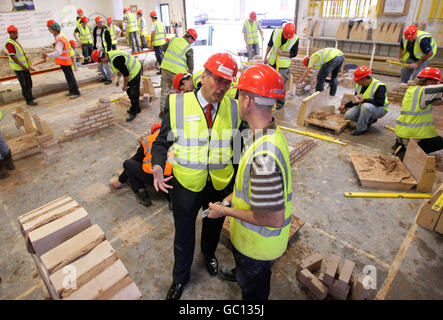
419;84;443;108
400;38;404;48
290;39;299;58
6;43;16;55
47;41;63;58
419;37;432;54
152;97;174;170
268;30;275;47
113;56;129;76
363;85;386;107
250;154;285;214
114;25;121;33
74;27;79;34
186;48;194;72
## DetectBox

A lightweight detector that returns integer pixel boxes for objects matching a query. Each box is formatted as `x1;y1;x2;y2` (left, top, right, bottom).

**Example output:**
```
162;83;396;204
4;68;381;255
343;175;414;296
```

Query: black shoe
104;80;112;85
368;118;378;127
99;78;106;82
204;256;218;276
351;129;366;136
156;70;162;75
275;104;284;110
65;92;73;97
126;114;137;122
135;189;152;207
219;266;236;282
0;159;10;179
4;151;15;171
26;100;38;106
165;282;185;300
69;94;81;99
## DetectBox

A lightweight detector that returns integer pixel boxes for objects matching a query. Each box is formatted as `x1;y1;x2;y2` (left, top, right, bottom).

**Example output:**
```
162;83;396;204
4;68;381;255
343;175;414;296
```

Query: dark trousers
15;70;33;103
127;68;142;115
170;177;232;284
123;159;154;194
111;44;117;50
418;136;443;154
233;247;273;300
81;43;93;61
316;55;345;96
153;45;163;65
60;65;80;95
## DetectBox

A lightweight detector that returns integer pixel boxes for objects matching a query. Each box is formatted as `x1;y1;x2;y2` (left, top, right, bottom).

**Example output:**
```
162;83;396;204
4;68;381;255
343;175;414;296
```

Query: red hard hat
137;10;142;15
234;64;285;99
404;25;418;40
204;53;238;82
46;20;56;28
150;123;162;135
107;17;113;24
186;28;198;41
95;16;104;23
77;9;83;14
282;23;296;39
69;40;76;48
249;12;257;21
353;66;372;81
173;73;188;92
417;67;442;82
150;11;157;17
81;16;89;23
7;25;18;32
303;55;310;67
91;49;101;63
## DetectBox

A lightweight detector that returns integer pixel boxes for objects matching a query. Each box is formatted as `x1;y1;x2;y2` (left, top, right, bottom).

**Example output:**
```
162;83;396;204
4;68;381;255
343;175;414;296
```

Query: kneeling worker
338;66;389;135
208;64;292;300
91;49;142;122
393;67;443;158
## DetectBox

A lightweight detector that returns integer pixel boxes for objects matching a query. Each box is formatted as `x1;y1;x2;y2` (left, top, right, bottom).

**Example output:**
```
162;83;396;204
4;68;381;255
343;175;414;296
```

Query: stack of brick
36;133;62;161
289;138;317;164
61;98;114;142
297;253;371;300
119;93;150;110
17;195;143;300
387;80;416;105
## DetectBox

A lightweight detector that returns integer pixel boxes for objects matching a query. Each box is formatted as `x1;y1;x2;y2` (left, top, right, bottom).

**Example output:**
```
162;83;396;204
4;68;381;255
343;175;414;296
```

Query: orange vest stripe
54;36;72;66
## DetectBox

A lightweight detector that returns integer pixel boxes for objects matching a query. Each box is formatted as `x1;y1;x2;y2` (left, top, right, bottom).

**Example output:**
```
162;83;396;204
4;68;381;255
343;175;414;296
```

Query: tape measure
431;193;443;213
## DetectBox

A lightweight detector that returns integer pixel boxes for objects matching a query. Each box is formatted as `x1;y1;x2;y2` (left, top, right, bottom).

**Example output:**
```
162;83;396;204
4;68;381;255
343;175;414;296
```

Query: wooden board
403;138;436;192
296;89;330;127
6;132;38;154
349;153;417;191
304;111;350;134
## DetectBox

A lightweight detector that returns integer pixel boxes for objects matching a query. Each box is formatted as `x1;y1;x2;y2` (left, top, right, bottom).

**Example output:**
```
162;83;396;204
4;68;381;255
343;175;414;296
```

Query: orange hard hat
81;16;89;23
282;23;296;39
404;25;418;40
107;17;113;24
186;28;198;41
150;123;162;135
303;55;310;67
123;8;129;13
203;52;238;82
91;49;102;63
417;67;442;82
249;12;257;21
95;16;104;23
137;9;142;15
150;11;157;17
77;8;83;14
173;73;191;92
234;64;285;99
69;40;76;48
353;66;372;81
46;20;56;28
7;25;18;32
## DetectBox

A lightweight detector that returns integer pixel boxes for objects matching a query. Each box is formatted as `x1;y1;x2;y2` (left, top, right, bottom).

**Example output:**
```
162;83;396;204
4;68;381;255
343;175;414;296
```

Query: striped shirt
244;120;285;214
418;84;443;109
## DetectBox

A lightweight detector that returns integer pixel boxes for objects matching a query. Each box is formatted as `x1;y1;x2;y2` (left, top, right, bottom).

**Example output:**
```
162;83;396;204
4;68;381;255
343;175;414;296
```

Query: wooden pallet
304;112;350;134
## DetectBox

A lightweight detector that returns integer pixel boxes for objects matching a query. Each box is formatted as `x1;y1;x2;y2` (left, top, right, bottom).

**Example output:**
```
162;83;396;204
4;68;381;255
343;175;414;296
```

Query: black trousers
15;70;33;103
81;43;93;60
127;68;142;115
316;55;345;96
170;177;233;284
123;159;154;194
60;65;80;95
418;136;443;154
111;44;117;50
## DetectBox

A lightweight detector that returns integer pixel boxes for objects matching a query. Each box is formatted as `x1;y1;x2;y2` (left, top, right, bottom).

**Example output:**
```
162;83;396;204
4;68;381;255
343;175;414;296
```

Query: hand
246;44;249;50
151;165;174;193
122;84;128;91
276;48;283;55
42;53;47;59
115;80;120;87
207;202;226;219
264;57;268;65
408;62;418;69
356;95;364;104
338;105;345;111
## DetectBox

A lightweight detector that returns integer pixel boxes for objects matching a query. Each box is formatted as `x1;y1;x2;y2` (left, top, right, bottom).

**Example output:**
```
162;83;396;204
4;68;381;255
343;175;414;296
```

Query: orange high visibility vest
54;36;72;66
141;130;173;176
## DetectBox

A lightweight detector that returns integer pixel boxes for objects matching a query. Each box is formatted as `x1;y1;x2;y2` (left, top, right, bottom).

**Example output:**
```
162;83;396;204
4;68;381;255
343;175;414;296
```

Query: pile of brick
36;133;62;161
17;195;142;300
297;253;371;300
119;93;151;110
289;138;317;164
387;80;416;105
61;98;114;142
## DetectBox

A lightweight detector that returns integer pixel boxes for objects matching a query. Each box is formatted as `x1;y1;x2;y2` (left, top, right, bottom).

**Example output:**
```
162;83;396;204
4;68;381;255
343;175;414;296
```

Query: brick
18;196;72;225
89;114;100;120
86;106;100;113
40;138;58;149
298;253;323;273
84;120;95;126
323;254;341;286
99;97;111;103
337;259;355;290
80;113;90;119
351;275;370;300
99;124;109;129
329;279;350;300
35;134;53;144
91;122;101;128
299;269;328;300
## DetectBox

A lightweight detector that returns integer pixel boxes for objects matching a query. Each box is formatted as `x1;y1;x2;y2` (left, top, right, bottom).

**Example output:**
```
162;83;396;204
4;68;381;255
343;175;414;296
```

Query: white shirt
197;89;218;122
96;27;103;50
47;34;64;58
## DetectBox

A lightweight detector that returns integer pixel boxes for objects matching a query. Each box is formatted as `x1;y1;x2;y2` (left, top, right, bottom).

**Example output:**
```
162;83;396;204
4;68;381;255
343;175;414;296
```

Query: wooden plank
296;89;330;127
304;111;350;134
21;200;80;236
49;240;117;297
109;281;143;300
17;195;70;223
41;224;106;275
403;138;436;192
27;208;91;256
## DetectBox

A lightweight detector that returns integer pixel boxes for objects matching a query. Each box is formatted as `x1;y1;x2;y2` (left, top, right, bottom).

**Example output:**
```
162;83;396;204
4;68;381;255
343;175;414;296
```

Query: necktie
205;104;213;128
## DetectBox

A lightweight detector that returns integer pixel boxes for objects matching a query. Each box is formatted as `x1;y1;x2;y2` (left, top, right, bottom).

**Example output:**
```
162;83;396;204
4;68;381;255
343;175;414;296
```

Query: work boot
0;159;10;179
135;188;152;207
104;80;112;85
351;129;366;136
219;267;236;282
4;151;15;170
126;114;137;122
70;94;81;99
26;100;38;106
65;92;73;97
368;118;378;127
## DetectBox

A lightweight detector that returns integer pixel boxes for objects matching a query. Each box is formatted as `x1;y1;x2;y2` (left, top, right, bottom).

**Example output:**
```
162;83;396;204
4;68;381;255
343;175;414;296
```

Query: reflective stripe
396;120;435;127
166;48;188;65
234;216;291;237
174;158;229;170
209;139;231;148
55;55;72;59
109;51;136;73
176;136;208;147
401;109;432;116
230;98;239;129
162;56;187;69
143;158;151;164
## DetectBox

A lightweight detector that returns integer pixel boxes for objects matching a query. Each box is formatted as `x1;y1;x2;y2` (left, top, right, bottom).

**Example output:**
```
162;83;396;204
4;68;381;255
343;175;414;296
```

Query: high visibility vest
76;17;82;29
108;24;117;45
54;36;72;66
268;29;299;68
356;78;390;112
169;92;240;192
244;19;259;44
108;50;141;81
78;24;93;44
395;86;438;139
152;20;166;46
141;130;173;176
7;38;31;71
192;69;204;89
309;48;343;69
161;37;192;74
401;31;437;62
138;17;148;36
225;78;239;99
231;126;292;261
125;12;138;33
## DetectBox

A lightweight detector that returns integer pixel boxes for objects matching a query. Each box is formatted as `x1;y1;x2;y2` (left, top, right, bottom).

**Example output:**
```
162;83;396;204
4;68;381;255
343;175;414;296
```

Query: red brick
323;254;341;286
298;252;323;273
299;269;328;300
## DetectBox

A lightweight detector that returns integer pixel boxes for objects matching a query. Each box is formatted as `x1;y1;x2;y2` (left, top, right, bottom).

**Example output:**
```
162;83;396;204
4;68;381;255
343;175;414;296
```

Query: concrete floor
0;67;442;300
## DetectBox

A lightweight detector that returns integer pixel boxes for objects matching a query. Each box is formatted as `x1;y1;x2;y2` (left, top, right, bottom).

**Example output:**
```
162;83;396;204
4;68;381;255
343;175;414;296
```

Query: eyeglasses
208;71;231;87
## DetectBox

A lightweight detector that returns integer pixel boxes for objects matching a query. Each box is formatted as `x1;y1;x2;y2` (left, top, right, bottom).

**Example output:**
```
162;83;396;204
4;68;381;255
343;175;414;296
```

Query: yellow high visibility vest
7;38;31;71
78;24;93;44
152;20;166;46
355;78;390;112
308;48;343;69
244;19;259;44
108;50;142;81
125;12;138;33
169;91;240;192
268;29;299;68
108;24;117;45
401;31;437;62
231;126;292;261
192;69;204;89
161;37;192;74
138;17;148;36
